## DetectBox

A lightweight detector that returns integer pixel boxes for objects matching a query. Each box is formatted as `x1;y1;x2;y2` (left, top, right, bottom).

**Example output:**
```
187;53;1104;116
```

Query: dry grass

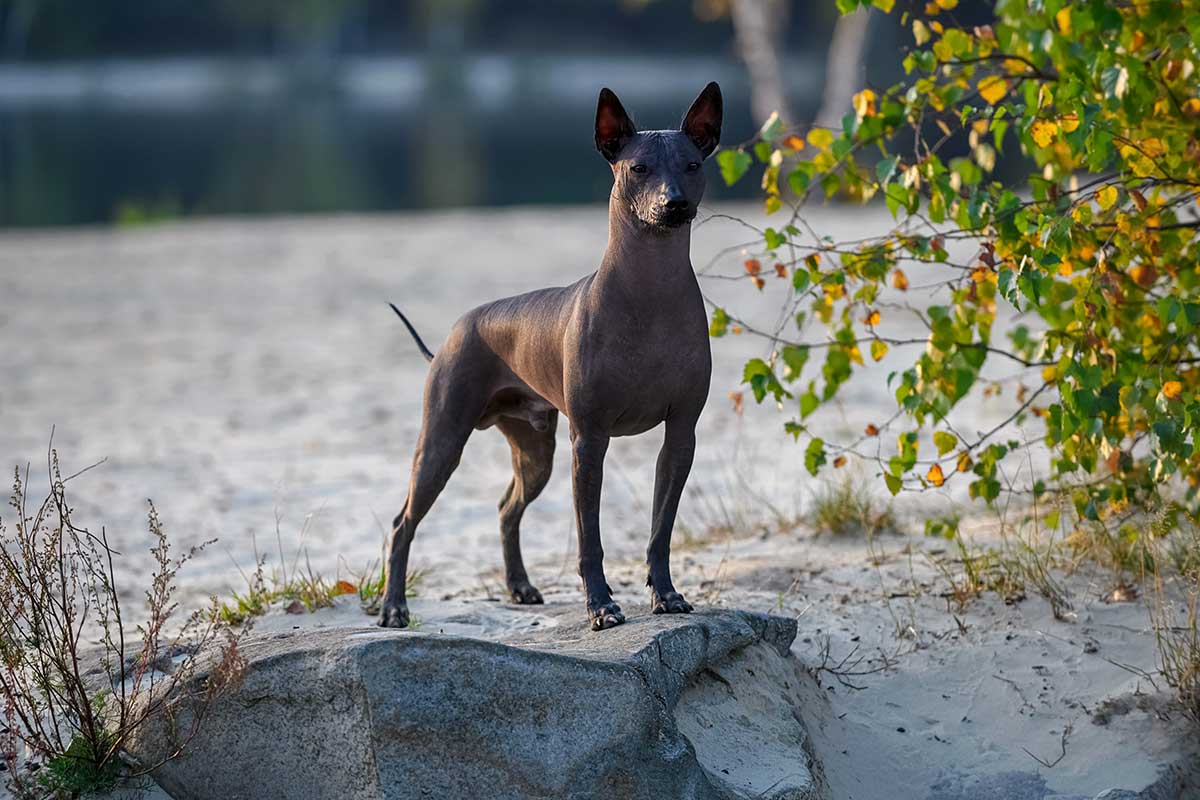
808;476;898;537
1;446;246;797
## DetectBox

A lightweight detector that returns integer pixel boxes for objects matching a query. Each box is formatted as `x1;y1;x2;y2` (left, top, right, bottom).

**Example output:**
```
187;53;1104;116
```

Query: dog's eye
631;164;648;174
686;162;701;172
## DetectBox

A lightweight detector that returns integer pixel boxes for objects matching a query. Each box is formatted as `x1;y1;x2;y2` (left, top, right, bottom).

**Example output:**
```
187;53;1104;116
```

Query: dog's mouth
646;207;696;229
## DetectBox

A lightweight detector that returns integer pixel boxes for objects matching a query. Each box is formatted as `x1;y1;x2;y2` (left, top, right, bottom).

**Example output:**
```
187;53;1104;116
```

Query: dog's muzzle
651;204;696;229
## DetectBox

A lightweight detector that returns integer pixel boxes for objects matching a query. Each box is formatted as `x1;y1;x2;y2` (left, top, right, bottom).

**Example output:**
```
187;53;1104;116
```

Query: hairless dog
382;83;722;631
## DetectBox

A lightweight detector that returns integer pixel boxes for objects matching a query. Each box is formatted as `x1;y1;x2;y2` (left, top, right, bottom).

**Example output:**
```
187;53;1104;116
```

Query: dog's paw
587;601;626;631
651;590;693;615
378;605;410;628
508;581;544;605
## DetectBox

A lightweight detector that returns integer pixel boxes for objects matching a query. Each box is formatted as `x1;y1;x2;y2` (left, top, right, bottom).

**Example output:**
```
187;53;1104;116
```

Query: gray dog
382;83;722;631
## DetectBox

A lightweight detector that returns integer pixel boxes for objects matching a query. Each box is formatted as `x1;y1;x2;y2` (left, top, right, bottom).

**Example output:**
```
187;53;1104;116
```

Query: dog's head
595;83;722;232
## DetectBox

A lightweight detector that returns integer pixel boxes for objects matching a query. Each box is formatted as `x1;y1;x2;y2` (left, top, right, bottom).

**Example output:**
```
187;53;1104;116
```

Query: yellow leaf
956;452;972;473
1183;98;1200;117
765;195;782;214
871;339;889;361
913;19;931;45
978;75;1008;105
1030;120;1058;147
1130;30;1145;52
935;0;958;8
1057;260;1073;277
1095;185;1118;210
806;128;834;150
849;345;864;365
782;134;806;150
1141;138;1165;157
1055;7;1071;34
1059;112;1080;132
926;464;945;487
853;89;877;120
866;309;881;326
892;269;909;291
1163;381;1183;400
1041;365;1057;383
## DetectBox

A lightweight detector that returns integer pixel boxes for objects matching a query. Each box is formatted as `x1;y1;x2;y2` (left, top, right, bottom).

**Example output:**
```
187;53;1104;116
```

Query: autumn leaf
1130;264;1157;288
865;423;880;436
806;128;834;150
892;269;909;290
1096;185;1118;210
870;340;889;361
774;262;788;278
1041;365;1057;383
926;464;945;487
1129;189;1148;211
744;258;762;276
1055;7;1071;34
1163;381;1184;401
866;309;881;326
782;135;806;151
834;455;848;468
332;580;357;596
752;275;765;290
1060;113;1080;132
853;89;877;120
729;391;744;415
1030;120;1058;147
978;75;1008;105
956;452;972;473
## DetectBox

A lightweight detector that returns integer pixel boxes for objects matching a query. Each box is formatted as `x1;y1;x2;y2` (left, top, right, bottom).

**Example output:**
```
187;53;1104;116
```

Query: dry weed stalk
0;444;246;797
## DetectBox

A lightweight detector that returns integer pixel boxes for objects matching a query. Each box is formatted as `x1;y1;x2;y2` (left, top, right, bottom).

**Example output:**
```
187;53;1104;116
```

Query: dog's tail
388;303;435;363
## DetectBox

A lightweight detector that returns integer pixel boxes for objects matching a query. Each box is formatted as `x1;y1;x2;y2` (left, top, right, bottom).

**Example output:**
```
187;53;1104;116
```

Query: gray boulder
129;606;824;800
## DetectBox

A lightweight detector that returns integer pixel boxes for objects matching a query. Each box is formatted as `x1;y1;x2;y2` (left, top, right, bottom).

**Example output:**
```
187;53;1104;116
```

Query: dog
381;83;722;631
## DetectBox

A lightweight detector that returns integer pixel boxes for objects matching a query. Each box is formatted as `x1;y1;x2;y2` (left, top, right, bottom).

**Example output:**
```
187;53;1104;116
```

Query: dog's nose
664;196;689;210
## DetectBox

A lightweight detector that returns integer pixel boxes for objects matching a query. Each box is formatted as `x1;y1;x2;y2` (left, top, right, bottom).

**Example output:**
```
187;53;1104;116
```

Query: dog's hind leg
496;412;558;604
379;381;480;628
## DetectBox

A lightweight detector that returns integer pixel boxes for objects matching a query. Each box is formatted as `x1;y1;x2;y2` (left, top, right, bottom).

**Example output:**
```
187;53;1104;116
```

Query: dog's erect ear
595;88;636;162
680;82;722;158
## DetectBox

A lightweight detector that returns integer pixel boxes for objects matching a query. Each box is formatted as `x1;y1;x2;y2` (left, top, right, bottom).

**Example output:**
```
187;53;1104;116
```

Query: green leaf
805;438;827;476
758;111;785;143
781;345;810;381
716;149;752;186
933;431;958;456
799;389;820;418
875;154;900;186
709;307;729;338
884;473;902;496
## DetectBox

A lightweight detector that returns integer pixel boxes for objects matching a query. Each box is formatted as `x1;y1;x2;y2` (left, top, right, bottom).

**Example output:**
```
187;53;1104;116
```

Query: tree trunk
729;0;791;126
813;8;872;129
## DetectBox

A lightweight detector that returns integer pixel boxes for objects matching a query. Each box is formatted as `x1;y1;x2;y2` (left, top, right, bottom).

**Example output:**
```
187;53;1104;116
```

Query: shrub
714;0;1200;527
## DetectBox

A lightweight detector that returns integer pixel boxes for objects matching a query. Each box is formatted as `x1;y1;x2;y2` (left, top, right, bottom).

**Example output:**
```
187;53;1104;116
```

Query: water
0;55;821;227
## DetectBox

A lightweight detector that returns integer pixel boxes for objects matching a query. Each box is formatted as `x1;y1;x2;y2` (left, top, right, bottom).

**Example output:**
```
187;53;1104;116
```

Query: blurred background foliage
0;0;990;227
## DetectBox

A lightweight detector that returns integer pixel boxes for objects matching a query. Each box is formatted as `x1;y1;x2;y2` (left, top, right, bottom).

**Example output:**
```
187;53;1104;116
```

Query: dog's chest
572;303;711;433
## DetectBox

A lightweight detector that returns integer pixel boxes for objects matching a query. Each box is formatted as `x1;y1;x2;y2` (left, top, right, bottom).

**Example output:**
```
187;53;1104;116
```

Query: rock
128;605;824;800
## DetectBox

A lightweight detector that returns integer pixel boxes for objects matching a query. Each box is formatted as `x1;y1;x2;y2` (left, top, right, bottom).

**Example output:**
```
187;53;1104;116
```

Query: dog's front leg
571;429;624;630
647;418;696;614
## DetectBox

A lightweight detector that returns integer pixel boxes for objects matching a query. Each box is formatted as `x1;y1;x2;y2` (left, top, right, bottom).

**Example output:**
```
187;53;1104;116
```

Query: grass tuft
808;477;898;537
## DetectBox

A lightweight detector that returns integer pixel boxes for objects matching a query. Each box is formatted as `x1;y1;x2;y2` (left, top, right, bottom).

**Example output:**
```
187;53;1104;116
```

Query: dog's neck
598;201;694;298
